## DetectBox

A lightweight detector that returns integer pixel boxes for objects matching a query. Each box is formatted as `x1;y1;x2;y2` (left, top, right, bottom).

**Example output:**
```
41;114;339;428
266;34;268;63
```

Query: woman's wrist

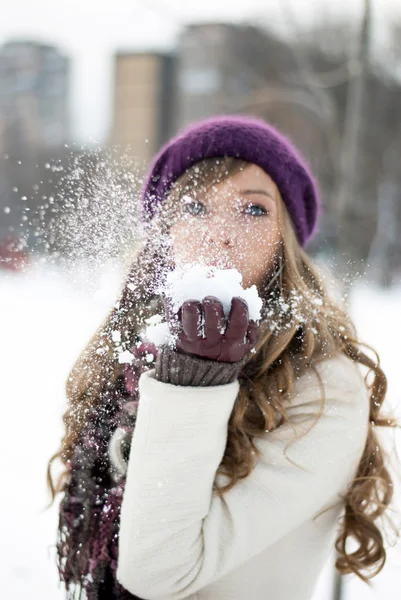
154;344;243;386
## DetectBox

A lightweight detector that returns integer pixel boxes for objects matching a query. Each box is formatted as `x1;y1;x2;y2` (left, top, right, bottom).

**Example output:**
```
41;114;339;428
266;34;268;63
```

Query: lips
208;260;233;269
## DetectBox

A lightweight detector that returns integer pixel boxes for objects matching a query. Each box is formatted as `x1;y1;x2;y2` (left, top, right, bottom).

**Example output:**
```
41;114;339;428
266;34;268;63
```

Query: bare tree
335;0;372;265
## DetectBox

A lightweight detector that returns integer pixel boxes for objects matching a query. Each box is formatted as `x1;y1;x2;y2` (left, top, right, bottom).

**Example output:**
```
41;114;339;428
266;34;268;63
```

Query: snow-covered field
1;260;400;600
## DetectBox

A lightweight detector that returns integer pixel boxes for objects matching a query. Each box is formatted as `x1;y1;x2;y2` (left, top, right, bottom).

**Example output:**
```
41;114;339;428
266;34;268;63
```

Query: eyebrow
240;189;275;201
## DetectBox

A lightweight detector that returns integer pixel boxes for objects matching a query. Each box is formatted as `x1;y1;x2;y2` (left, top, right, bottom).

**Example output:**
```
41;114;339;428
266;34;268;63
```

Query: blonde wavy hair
47;157;399;584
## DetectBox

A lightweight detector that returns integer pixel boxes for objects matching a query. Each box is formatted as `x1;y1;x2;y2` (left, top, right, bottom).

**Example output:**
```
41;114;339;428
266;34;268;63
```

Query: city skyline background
1;0;401;143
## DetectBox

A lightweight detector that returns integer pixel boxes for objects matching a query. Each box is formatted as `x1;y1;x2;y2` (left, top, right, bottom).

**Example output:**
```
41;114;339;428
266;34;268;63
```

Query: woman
47;115;397;600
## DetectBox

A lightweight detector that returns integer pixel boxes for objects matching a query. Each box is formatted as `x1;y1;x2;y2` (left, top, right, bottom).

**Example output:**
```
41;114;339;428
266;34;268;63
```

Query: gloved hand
164;295;259;363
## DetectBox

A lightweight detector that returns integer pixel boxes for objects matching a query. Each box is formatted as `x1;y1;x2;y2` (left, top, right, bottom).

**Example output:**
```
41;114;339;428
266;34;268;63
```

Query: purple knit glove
165;295;259;363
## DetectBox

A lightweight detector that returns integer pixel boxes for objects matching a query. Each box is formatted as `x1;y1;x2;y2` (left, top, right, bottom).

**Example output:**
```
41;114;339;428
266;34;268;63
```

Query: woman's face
168;164;282;289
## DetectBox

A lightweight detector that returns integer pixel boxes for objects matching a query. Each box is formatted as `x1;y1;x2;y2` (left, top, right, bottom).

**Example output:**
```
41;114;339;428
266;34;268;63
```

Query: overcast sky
0;0;399;143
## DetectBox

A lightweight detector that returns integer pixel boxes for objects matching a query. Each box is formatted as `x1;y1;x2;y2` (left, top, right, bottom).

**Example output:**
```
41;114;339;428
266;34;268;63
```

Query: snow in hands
144;264;263;347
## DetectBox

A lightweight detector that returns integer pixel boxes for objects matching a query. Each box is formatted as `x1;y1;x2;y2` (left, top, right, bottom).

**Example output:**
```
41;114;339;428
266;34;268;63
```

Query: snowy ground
1;260;400;600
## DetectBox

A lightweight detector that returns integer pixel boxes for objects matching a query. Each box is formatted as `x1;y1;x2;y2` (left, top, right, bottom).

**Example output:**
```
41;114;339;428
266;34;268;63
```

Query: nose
202;215;237;248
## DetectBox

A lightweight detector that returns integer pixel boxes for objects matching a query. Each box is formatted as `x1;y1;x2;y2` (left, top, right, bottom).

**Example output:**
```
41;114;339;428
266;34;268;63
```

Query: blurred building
110;52;175;163
0;40;70;151
174;22;296;131
109;25;299;162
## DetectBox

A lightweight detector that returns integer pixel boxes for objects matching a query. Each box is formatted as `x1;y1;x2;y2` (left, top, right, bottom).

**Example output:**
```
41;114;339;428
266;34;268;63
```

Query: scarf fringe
56;341;158;599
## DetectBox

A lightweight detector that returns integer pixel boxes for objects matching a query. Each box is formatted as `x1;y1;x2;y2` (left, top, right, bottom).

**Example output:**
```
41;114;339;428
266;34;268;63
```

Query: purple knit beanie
141;115;321;247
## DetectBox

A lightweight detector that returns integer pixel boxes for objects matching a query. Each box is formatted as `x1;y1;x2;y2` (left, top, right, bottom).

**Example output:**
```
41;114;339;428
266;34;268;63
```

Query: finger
181;300;202;341
202;296;225;343
225;297;249;341
163;296;174;319
163;296;180;334
247;320;259;347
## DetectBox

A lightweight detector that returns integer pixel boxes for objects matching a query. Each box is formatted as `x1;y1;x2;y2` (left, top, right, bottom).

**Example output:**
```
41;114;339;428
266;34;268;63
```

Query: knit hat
141;115;320;247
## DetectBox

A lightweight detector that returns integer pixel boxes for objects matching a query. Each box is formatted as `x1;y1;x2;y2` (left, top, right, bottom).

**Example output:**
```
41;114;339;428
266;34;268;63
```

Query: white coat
109;352;369;600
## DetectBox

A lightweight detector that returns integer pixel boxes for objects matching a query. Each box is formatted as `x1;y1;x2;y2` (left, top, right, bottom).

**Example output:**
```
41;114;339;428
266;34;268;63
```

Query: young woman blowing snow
47;116;397;600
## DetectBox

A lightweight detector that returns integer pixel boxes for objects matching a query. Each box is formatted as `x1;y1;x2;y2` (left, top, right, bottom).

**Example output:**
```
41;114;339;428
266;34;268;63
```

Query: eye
243;203;268;217
183;199;205;216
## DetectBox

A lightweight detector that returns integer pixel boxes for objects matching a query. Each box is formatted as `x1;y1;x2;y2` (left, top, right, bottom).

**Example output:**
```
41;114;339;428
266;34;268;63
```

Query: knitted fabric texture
154;344;242;386
141;115;321;247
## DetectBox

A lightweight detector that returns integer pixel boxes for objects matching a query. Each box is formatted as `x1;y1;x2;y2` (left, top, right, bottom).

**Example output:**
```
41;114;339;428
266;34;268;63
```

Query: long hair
47;157;398;590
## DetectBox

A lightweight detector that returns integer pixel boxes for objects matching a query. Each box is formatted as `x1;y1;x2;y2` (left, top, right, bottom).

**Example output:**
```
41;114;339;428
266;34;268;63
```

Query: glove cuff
154;344;242;386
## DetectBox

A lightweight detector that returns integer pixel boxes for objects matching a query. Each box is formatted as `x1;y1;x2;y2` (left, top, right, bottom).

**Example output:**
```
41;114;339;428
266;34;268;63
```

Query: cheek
169;223;200;258
235;221;281;258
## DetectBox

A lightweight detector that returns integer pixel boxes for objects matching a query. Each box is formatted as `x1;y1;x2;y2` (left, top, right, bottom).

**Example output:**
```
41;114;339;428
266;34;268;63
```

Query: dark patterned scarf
56;340;158;600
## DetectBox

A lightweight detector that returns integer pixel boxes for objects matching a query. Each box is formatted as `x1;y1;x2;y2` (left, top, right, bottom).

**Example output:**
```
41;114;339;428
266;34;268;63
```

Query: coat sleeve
116;353;369;600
